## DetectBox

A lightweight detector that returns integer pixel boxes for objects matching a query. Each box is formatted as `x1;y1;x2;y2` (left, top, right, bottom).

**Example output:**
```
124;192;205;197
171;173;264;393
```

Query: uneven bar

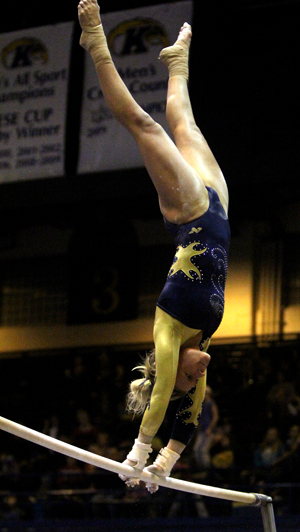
0;415;270;506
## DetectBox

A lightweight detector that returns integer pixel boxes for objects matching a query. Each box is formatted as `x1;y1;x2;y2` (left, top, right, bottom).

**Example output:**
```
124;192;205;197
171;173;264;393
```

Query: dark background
0;0;299;234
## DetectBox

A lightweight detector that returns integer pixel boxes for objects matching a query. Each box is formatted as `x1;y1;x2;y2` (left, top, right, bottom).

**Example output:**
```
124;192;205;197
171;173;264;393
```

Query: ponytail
126;350;156;416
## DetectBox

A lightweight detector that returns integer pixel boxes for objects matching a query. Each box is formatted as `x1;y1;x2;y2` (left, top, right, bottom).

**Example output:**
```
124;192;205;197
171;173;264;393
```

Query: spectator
0;453;19;491
203;426;235;486
253;427;285;482
267;372;300;432
0;495;23;521
193;386;219;469
71;409;99;449
210;430;234;472
43;415;60;440
56;457;85;490
271;424;300;482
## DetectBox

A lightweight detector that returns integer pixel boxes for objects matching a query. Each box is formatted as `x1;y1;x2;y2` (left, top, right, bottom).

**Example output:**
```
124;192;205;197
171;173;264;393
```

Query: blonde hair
126;350;156;416
126;349;185;417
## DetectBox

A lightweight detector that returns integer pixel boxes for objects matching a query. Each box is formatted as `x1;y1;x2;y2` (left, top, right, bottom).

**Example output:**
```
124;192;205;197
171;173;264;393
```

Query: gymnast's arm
139;321;182;440
170;371;207;446
143;346;207;493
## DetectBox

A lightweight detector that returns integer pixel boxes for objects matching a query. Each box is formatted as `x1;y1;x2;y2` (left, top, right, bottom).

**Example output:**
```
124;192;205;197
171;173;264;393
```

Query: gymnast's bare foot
78;0;103;52
174;22;192;49
159;23;192;79
78;0;101;30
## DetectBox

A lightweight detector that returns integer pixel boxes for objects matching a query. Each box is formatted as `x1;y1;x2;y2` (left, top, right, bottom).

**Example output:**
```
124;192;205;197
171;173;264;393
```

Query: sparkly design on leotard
171;375;207;445
157;187;230;345
209;245;227;318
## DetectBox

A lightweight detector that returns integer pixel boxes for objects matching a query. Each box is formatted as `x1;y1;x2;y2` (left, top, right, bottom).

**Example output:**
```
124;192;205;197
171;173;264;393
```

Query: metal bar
261;502;277;532
0;415;274;511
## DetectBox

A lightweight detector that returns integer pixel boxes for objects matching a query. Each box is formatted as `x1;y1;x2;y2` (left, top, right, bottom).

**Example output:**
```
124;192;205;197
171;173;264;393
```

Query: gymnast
78;0;230;492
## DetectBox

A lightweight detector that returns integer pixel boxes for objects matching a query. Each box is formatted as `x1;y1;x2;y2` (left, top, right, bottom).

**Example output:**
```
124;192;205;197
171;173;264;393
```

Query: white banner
0;22;74;183
78;1;193;173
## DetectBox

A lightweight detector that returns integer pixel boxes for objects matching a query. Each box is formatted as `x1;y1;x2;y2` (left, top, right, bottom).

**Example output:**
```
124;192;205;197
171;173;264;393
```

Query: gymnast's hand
118;439;153;487
144;447;180;494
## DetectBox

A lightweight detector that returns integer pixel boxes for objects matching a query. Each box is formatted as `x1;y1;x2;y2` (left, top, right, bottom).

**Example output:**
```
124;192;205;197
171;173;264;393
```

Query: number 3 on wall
91;266;120;316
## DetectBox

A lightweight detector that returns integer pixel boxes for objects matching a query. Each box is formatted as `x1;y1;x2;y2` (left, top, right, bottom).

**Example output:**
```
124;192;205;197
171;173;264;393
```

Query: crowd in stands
0;343;300;520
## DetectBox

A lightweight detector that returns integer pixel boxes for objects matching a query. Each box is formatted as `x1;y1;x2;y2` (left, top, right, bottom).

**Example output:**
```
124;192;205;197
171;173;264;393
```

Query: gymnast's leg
160;23;229;214
78;0;209;225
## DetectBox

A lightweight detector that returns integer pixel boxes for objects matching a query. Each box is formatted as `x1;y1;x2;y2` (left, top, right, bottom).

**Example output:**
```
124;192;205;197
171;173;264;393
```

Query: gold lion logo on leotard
169;242;207;281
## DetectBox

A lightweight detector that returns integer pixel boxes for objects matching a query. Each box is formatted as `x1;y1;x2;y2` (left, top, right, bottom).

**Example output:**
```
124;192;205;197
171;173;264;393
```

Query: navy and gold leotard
139;187;230;445
157;187;230;346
